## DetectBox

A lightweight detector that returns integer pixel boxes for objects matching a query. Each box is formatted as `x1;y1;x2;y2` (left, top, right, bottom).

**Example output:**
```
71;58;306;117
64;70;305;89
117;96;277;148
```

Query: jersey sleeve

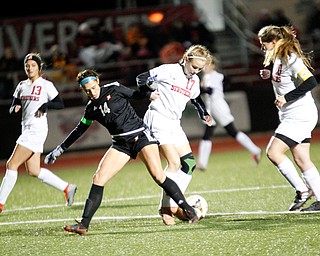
289;55;313;82
117;83;150;100
46;80;59;101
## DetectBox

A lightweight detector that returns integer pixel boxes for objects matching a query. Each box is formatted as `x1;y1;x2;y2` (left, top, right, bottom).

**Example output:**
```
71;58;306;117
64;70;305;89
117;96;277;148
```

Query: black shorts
111;127;159;159
275;133;311;148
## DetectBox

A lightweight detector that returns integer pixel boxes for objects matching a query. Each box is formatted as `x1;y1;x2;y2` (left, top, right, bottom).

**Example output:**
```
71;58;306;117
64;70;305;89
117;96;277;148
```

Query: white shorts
16;124;48;153
143;110;188;145
276;106;318;143
206;97;234;127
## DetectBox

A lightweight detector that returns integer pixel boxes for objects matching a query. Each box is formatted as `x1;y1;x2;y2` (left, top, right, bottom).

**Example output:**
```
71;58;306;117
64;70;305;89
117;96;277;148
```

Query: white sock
236;131;261;155
302;167;320;201
159;169;178;208
277;158;308;192
176;170;192;193
0;169;18;205
166;169;193;206
197;140;212;169
38;168;68;192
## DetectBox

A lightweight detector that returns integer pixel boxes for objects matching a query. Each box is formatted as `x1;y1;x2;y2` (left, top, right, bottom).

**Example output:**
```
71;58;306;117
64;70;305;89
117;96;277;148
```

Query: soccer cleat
175;207;189;221
63;220;88;235
64;184;77;206
253;150;262;166
0;203;4;213
289;189;313;211
159;207;177;225
301;201;320;212
184;208;199;224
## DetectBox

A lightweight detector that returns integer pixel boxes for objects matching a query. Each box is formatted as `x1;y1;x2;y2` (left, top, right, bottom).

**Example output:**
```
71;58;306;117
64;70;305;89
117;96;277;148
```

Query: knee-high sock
159;169;178;208
197;140;212;169
38;168;68;191
167;170;192;206
81;184;104;228
302;167;320;200
0;169;18;205
277;158;308;192
236;132;261;155
160;177;193;213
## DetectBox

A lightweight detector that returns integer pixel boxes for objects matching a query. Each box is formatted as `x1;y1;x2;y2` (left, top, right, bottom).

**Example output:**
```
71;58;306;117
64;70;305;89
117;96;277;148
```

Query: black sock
81;184;104;228
160;177;192;212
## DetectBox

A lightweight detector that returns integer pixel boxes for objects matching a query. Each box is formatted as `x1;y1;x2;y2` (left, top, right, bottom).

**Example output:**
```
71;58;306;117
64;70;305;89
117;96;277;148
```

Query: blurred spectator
47;44;68;69
0;47;21;99
186;20;216;53
272;9;291;27
159;41;185;64
305;0;320;38
253;8;274;33
75;22;123;68
165;20;190;44
125;22;155;59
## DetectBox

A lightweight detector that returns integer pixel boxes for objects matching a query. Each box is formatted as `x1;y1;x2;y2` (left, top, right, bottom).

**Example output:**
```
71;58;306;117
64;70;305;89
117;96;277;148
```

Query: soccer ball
186;194;208;219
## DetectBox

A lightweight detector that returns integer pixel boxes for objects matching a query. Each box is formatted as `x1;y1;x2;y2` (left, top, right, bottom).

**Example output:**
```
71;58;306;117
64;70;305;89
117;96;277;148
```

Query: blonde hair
179;44;212;65
258;25;313;70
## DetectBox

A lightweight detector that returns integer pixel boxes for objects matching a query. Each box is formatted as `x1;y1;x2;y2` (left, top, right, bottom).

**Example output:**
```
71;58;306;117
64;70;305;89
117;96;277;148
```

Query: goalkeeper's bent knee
180;153;196;175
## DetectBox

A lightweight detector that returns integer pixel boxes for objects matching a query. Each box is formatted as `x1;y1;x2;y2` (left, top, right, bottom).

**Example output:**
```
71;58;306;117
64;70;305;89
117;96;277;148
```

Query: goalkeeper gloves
44;145;64;164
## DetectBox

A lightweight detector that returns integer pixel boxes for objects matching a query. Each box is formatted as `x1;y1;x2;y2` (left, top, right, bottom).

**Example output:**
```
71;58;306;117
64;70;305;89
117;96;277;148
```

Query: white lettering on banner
1;21;79;58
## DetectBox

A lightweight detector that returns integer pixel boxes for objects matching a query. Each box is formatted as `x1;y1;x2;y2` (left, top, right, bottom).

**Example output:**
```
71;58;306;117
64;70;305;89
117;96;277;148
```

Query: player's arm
9;97;21;114
200;86;213;95
44;117;92;164
38;95;64;113
136;71;158;92
191;96;214;126
118;82;158;101
284;76;317;102
191;95;209;120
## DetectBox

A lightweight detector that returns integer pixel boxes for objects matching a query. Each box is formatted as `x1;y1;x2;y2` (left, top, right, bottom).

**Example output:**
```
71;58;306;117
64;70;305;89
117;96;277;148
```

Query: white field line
0;184;292;226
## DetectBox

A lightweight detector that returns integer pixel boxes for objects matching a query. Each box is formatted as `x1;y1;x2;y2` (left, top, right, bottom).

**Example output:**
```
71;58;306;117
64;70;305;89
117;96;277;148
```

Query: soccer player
258;25;320;211
45;69;200;235
0;53;77;214
136;44;213;225
197;55;262;171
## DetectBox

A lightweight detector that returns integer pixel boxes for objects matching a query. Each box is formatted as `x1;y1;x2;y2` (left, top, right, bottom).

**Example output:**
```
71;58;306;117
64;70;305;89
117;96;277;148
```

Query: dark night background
0;1;163;19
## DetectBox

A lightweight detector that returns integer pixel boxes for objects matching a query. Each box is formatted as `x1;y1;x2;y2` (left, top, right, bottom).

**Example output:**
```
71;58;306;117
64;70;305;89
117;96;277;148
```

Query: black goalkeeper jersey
61;82;150;149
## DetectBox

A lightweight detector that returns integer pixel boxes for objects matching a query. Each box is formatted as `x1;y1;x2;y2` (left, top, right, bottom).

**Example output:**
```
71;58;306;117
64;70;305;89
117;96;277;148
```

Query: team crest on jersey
106;95;111;100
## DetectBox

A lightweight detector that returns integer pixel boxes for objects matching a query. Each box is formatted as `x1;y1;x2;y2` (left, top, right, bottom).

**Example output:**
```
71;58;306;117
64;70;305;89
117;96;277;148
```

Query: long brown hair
258;25;313;70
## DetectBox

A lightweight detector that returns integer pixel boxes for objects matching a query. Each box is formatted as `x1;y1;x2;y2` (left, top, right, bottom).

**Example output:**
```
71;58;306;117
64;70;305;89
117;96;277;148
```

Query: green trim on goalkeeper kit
81;117;93;125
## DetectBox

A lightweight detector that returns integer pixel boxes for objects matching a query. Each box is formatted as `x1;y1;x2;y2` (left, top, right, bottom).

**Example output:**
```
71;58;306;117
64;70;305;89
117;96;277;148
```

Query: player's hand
259;69;271;79
203;115;214;126
44;145;64;164
150;91;160;100
274;95;286;108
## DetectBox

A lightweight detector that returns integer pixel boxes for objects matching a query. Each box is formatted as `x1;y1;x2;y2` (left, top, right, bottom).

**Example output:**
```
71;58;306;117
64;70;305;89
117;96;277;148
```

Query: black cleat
184;208;199;224
301;201;320;212
63;220;88;235
288;189;313;211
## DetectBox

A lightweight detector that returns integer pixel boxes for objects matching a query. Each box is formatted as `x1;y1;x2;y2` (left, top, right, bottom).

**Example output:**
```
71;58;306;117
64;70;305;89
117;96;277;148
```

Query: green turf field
1;143;320;255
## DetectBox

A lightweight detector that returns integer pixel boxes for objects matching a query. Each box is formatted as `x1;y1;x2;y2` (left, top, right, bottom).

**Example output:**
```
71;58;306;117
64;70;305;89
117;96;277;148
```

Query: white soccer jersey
202;70;234;127
202;70;225;99
147;63;201;120
13;77;59;127
272;53;318;142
